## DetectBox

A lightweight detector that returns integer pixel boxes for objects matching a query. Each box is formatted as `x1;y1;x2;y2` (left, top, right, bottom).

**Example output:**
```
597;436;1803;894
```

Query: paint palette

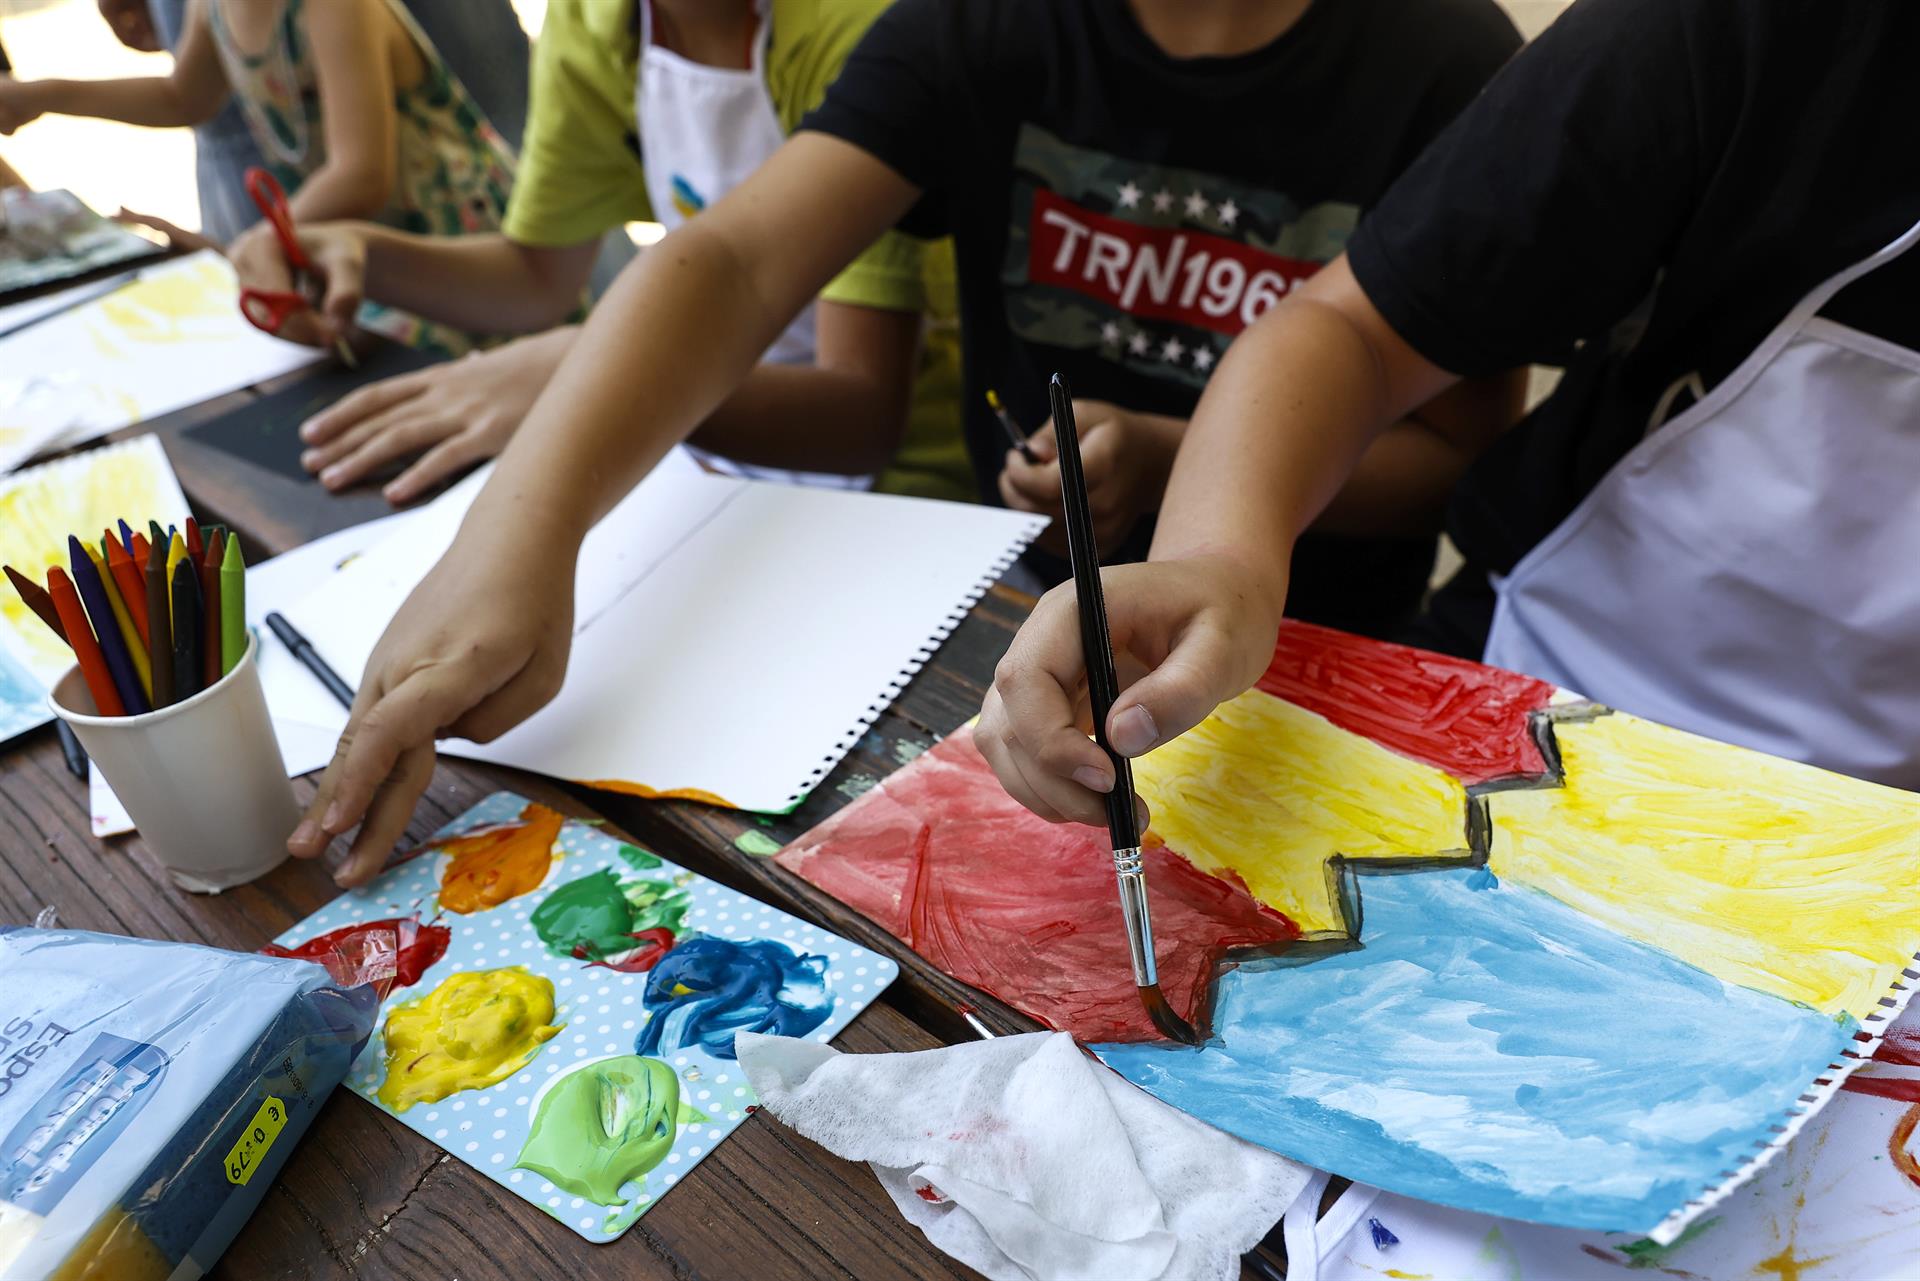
272;791;898;1242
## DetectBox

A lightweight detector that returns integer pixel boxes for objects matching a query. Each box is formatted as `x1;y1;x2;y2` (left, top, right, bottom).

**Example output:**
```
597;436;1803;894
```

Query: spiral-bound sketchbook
282;454;1046;812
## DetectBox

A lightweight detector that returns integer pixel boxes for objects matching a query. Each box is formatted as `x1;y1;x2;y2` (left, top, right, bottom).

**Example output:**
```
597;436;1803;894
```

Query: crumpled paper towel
737;1029;1309;1281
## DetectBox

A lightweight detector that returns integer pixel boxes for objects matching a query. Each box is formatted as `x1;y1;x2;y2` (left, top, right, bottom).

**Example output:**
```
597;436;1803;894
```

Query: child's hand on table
975;555;1284;826
998;400;1183;555
228;220;368;349
298;328;576;504
286;518;577;885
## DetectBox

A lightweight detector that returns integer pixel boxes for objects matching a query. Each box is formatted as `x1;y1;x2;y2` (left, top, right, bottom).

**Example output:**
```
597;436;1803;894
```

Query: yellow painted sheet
1490;713;1920;1019
1134;689;1468;935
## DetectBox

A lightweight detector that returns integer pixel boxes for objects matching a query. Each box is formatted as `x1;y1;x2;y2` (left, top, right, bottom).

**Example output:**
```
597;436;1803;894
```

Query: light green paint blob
893;738;930;766
836;774;878;801
1474;1226;1522;1281
733;829;784;858
603;1193;652;1234
516;1055;680;1205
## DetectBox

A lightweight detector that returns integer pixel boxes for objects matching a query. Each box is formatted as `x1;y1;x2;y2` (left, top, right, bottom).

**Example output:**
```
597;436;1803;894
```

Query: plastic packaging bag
0;927;378;1280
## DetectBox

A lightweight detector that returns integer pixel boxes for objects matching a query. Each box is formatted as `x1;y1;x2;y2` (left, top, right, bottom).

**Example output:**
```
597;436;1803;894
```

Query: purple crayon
68;535;150;715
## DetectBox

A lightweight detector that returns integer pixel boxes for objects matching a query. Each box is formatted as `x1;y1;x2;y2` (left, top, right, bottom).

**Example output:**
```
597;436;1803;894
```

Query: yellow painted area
0;439;186;677
375;968;563;1113
93;255;234;345
1133;689;1468;935
1490;714;1920;1019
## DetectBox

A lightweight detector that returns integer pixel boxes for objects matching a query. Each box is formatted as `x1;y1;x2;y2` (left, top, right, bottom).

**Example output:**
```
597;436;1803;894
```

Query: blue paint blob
636;937;832;1061
1466;866;1499;890
1367;1217;1399;1250
1093;867;1856;1232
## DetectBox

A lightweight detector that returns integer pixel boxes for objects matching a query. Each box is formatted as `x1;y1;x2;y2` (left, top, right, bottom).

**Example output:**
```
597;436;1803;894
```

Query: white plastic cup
48;632;297;893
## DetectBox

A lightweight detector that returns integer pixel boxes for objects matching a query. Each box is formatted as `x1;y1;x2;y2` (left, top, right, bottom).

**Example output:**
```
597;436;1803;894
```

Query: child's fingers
301;373;426;444
312;412;457;491
318;665;498;842
331;741;436;887
384;431;491;505
1000;446;1064;508
1105;612;1243;756
447;646;568;745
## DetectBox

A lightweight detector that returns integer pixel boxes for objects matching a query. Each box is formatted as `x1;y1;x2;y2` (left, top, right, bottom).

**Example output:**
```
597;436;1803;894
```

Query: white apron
1484;212;1920;786
637;0;870;490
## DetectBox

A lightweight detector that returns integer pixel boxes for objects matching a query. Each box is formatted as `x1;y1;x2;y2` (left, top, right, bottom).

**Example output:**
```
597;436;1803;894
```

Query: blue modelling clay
0;928;377;1280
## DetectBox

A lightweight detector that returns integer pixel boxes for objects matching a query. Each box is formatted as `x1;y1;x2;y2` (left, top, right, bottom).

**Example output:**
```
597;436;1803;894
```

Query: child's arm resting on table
975;255;1465;826
0;0;227;132
286;131;921;885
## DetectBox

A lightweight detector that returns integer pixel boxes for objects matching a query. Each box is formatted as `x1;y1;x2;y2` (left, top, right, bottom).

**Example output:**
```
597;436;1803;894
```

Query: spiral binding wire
777;519;1047;809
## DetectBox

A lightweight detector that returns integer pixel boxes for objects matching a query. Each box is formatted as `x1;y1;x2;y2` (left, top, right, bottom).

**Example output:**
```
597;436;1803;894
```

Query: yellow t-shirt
503;0;972;501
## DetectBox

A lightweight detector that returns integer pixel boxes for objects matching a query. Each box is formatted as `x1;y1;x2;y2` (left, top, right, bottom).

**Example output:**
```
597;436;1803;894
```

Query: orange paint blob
582;778;737;808
1755;1243;1833;1281
431;801;564;914
1891;1102;1920;1192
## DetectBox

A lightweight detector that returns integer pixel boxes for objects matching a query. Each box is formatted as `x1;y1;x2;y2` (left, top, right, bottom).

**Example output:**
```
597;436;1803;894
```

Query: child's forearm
11;76;218;128
690;364;904;474
356;228;594;334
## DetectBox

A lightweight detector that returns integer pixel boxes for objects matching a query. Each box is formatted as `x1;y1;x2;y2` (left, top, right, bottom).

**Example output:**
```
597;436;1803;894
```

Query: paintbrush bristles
1139;984;1200;1045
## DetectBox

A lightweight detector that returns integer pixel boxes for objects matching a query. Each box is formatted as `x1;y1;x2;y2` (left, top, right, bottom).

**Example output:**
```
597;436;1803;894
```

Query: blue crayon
68;536;150;715
117;518;135;555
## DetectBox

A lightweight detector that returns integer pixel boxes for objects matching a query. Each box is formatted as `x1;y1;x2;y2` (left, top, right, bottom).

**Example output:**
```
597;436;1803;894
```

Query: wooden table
0;370;1291;1280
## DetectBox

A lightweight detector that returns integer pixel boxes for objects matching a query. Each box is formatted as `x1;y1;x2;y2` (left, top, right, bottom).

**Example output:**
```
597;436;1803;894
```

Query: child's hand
998;400;1183;553
975;555;1285;826
298;328;575;503
0;80;45;135
286;514;578;886
228;221;368;349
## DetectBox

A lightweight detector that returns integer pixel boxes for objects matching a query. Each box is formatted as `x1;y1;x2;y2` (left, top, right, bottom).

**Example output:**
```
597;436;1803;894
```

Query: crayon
71;538;149;715
4;564;67;643
47;567;125;717
117;518;135;556
148;519;166;552
166;531;187;607
185;517;203;565
131;531;150;569
86;545;151;703
201;529;223;689
105;537;149;646
98;533;112;563
220;535;246;676
147;536;173;709
171;558;201;703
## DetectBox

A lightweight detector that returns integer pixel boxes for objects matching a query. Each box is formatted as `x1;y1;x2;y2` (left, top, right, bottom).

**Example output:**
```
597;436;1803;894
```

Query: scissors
236;166;358;368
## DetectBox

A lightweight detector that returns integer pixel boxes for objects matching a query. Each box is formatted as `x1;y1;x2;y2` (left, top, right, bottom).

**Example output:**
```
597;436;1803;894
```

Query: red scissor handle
238;286;310;336
244;166;313;274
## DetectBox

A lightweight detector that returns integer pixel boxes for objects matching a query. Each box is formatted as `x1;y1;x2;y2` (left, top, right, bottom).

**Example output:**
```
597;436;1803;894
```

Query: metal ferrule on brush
1111;845;1158;987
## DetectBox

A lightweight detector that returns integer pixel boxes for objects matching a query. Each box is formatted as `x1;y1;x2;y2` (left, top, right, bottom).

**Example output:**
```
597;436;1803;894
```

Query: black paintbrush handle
1048;375;1141;850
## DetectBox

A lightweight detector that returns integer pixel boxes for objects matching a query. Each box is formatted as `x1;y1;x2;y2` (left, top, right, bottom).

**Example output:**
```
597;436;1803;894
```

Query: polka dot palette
271;791;898;1242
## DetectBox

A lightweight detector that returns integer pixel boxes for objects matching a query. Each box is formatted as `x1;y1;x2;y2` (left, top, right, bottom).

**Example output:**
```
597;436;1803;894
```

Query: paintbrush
1047;373;1198;1046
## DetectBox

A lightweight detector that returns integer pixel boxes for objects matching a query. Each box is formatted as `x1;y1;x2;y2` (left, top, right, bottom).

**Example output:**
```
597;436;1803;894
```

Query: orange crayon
48;567;125;717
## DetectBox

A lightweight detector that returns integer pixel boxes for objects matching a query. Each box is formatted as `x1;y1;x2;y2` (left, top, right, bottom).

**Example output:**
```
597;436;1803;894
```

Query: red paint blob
915;1184;945;1203
582;927;677;974
263;916;451;997
1256;620;1556;786
778;726;1297;1042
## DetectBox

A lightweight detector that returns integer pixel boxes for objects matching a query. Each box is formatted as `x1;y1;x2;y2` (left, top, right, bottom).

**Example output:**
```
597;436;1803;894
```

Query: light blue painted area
0;644;49;744
1094;866;1854;1233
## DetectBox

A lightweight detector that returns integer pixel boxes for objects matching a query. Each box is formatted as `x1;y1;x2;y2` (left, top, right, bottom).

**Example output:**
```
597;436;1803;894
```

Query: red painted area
1839;1026;1920;1104
1256;620;1557;785
263;916;450;998
582;927;677;974
778;726;1298;1043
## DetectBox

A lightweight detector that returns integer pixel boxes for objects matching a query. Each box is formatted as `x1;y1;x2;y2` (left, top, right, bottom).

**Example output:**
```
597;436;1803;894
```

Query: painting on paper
272;792;897;1242
0;188;162;300
779;621;1920;1243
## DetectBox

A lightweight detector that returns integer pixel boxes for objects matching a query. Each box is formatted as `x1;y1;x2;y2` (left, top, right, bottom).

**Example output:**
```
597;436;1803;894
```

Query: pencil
146;536;173;708
71;538;148;715
47;567;125;717
1048;372;1197;1046
220;534;246;675
105;534;149;646
265;611;355;710
201;528;224;689
985;389;1039;464
85;545;151;703
171;558;201;702
4;564;67;643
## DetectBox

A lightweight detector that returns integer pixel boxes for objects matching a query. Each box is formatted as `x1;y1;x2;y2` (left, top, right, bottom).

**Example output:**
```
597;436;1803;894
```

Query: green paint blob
531;867;689;960
1617;1216;1720;1268
617;842;662;870
516;1055;680;1205
733;829;783;858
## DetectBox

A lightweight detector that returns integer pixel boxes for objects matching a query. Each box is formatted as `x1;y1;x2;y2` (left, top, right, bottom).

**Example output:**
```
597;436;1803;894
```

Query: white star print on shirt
1184;190;1210;219
1217;200;1240;228
1128;331;1150;356
1117;181;1142;209
1100;321;1123;345
1192;346;1216;372
1151;187;1174;213
1162;336;1187;363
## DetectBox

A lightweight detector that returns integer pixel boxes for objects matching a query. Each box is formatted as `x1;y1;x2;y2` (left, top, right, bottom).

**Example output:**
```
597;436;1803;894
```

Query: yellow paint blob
94;255;232;344
1490;714;1920;1018
375;968;563;1113
1132;689;1468;935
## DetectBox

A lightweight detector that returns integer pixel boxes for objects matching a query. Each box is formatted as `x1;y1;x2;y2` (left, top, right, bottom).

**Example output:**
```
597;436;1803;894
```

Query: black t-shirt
1349;0;1920;651
805;0;1520;633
